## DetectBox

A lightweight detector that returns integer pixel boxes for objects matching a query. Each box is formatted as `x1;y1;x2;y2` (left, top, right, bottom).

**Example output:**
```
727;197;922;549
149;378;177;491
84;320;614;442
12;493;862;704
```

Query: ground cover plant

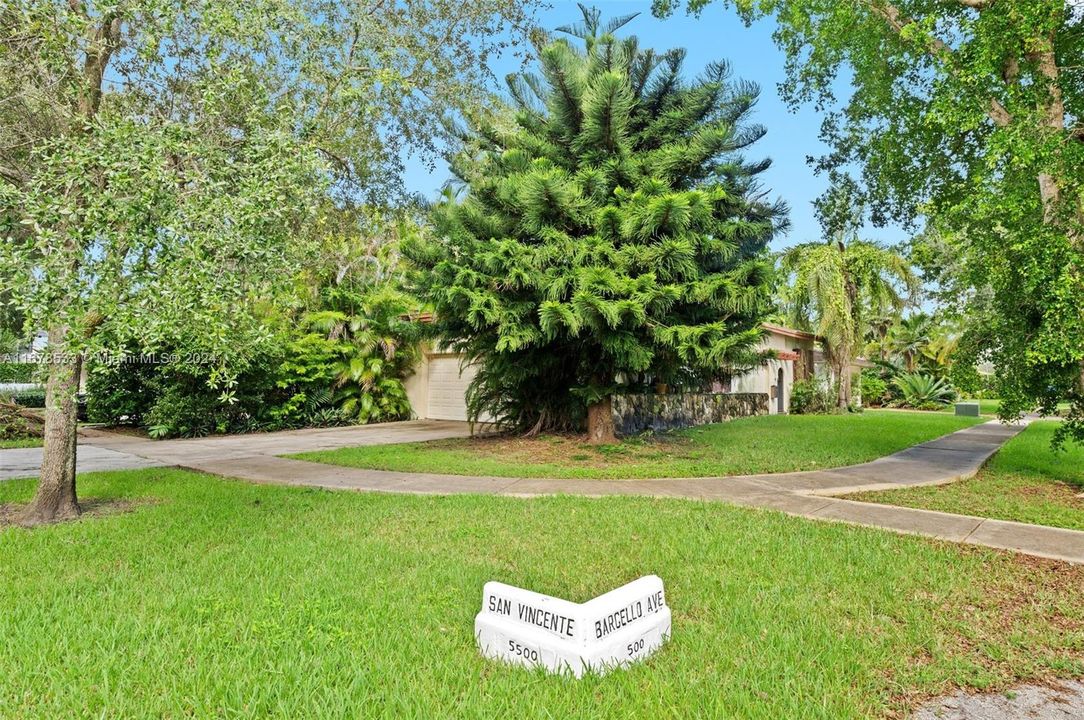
850;421;1084;531
0;438;42;449
0;468;1081;719
292;411;982;479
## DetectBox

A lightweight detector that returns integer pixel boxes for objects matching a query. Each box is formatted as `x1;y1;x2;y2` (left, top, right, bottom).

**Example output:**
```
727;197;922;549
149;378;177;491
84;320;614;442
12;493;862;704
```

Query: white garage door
426;356;478;421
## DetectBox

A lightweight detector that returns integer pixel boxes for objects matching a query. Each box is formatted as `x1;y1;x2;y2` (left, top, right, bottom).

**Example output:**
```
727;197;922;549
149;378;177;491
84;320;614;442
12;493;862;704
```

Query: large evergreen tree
406;6;786;442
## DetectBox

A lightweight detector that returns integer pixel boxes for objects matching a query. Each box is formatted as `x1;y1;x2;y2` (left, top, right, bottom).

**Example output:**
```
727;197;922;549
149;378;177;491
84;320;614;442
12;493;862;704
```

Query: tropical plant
779;231;915;410
892;371;956;409
288;206;422;424
859;370;889;408
789;378;838;415
406;6;785;442
302;282;419;425
888;314;933;372
920;328;959;377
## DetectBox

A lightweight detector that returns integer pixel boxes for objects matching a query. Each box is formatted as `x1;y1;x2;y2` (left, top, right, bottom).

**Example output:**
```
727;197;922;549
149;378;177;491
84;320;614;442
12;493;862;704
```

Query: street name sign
474;575;671;677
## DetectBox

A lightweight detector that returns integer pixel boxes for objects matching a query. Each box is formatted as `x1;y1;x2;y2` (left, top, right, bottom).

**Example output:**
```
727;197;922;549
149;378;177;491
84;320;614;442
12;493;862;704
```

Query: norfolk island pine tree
405;5;787;443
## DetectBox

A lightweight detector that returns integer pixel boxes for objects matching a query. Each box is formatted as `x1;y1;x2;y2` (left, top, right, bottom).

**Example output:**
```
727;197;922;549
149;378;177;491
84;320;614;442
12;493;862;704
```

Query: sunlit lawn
1;468;1082;719
292;410;983;479
936;399;1071;416
851;421;1084;531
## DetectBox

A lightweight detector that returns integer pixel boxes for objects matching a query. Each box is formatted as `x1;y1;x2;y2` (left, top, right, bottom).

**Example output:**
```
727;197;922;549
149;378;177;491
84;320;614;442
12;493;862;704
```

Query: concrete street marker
475;575;671;677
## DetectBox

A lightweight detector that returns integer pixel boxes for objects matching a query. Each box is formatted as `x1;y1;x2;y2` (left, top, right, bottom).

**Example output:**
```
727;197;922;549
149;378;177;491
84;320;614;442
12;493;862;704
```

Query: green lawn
937;399;1071;417
850;421;1084;531
292;411;984;479
0;437;42;449
1;469;1082;718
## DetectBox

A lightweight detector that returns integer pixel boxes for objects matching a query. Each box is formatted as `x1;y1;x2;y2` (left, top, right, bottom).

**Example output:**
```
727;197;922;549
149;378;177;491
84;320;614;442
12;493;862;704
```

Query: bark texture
21;327;82;524
586;396;617;445
837;361;853;410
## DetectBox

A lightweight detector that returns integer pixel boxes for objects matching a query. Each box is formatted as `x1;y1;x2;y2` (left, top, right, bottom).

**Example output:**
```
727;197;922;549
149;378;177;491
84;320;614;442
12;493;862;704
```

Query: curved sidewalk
112;419;1084;566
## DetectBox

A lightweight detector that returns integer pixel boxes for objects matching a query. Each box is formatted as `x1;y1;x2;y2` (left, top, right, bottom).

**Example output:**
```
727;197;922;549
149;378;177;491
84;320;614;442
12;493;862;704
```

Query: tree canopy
0;0;537;521
405;6;786;441
655;0;1084;444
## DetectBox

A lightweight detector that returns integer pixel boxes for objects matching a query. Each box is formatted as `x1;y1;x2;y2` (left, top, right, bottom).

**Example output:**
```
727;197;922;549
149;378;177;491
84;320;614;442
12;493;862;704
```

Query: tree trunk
21;328;82;524
837;361;852;410
586;395;617;445
1079;360;1084;405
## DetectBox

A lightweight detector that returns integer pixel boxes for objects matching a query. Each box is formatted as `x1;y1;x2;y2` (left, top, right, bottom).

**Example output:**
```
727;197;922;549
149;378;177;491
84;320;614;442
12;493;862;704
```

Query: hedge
0;362;35;383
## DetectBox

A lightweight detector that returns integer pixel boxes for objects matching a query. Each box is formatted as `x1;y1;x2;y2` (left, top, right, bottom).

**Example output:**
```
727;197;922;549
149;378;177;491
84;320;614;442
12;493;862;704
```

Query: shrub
0;362;35;383
143;379;231;438
86;360;158;425
81;285;418;438
4;389;46;408
859;371;889;407
268;333;345;427
892;372;956;408
789;379;839;414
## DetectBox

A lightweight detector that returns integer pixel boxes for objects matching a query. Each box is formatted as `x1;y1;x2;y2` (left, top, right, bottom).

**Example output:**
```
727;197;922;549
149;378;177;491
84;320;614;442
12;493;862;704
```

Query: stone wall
611;393;769;436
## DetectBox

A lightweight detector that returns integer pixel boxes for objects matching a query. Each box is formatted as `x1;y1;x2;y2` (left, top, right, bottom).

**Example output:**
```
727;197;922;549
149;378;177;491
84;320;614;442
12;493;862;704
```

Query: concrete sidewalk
10;417;1083;564
161;419;1084;565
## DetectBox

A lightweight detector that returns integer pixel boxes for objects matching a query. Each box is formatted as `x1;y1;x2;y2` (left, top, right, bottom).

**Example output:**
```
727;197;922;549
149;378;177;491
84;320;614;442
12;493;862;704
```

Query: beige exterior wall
402;344;431;420
730;330;819;415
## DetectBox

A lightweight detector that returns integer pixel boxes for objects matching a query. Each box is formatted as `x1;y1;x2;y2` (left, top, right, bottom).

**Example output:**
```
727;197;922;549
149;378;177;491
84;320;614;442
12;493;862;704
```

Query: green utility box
955;401;981;417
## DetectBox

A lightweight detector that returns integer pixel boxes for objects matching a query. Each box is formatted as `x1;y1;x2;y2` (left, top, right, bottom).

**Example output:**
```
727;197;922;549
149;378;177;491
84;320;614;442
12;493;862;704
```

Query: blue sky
402;0;909;251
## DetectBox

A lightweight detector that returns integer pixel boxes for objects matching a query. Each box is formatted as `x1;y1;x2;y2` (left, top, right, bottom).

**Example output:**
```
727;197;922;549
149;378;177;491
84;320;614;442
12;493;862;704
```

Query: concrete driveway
1;445;164;480
0;420;472;481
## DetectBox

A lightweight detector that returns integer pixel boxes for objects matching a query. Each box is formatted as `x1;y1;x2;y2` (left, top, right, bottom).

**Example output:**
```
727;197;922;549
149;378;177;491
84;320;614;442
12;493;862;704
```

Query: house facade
404;322;860;422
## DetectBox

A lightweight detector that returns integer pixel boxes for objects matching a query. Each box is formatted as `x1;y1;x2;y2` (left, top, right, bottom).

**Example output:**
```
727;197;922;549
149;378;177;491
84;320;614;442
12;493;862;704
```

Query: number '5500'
507;640;539;662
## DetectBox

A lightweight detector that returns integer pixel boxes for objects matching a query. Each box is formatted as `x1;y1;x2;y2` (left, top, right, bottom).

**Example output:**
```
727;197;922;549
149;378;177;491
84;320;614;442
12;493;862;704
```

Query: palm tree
864;311;897;362
780;233;915;409
888;313;933;372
